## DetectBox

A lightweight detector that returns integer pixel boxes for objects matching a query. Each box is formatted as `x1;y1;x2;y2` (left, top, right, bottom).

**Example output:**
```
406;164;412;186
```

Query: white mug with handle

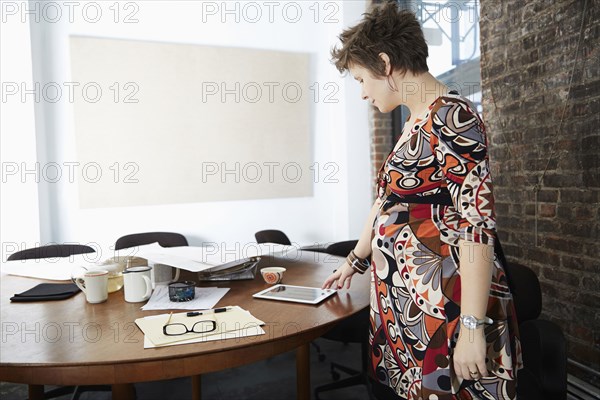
149;262;181;289
123;266;153;303
72;269;109;304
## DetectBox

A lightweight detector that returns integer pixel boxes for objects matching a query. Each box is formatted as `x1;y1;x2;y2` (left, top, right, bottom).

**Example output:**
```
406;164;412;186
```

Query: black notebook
10;283;81;302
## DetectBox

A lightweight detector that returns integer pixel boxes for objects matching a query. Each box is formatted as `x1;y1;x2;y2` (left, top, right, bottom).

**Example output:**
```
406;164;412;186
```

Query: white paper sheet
134;243;296;272
141;284;230;310
137;306;265;348
0;242;312;280
1;255;96;281
0;242;166;281
143;326;265;348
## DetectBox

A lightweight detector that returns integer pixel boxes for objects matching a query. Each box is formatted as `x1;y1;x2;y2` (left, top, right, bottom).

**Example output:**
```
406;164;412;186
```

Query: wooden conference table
0;251;370;400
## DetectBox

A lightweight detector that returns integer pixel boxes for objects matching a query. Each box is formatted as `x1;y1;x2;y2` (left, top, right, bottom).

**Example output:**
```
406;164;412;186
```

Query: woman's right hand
322;261;357;290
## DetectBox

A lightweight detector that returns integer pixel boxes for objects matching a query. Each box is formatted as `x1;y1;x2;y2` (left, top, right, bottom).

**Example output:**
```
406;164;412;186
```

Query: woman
322;2;522;399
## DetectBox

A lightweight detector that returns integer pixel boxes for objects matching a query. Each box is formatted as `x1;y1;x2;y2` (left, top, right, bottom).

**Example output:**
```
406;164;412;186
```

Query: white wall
0;5;41;259
1;0;370;259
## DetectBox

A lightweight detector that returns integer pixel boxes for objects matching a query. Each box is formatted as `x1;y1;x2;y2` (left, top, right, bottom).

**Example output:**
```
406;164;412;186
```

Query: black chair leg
70;386;81;400
312;341;327;362
330;361;359;377
23;383;113;399
315;374;367;399
38;386;77;399
71;385;113;400
314;340;374;400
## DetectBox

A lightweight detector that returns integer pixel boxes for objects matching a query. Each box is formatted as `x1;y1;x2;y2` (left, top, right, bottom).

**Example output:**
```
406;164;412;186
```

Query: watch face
461;315;478;330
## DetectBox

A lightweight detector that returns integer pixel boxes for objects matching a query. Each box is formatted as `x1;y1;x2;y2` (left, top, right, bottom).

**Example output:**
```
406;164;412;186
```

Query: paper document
136;306;265;347
0;242;165;281
1;254;96;281
141;284;229;311
134;243;296;272
143;326;265;348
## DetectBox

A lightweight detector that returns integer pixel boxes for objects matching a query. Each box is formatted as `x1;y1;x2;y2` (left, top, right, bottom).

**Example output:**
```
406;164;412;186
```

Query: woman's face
348;64;398;113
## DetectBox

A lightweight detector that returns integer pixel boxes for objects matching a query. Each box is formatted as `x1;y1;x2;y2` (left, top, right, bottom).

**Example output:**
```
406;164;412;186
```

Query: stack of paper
134;243;296;272
1;253;104;281
141;284;230;311
135;306;265;348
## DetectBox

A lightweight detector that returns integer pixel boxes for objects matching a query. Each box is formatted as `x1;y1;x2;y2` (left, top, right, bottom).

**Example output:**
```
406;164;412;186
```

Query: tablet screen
253;284;337;305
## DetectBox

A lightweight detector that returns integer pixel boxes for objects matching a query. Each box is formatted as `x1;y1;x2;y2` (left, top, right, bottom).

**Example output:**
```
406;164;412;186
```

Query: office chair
254;229;292;246
506;262;567;399
314;240;373;400
7;244;95;261
324;240;359;259
114;231;191;282
115;231;188;250
6;243;110;400
492;239;567;400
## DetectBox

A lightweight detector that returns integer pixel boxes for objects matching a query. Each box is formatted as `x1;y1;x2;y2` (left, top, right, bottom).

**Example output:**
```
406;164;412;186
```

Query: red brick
538;204;556;218
575;204;596;220
582;275;600;292
561;255;599;274
568;342;600;371
566;323;595;345
536;189;560;203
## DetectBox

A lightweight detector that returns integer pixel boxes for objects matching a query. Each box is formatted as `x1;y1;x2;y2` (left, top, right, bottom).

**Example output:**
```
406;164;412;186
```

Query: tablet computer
253;284;337;305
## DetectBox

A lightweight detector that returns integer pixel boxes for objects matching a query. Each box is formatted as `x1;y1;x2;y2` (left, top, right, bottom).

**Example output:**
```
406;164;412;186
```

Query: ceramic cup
261;267;286;285
123;266;153;303
150;262;181;288
73;269;109;304
95;261;124;293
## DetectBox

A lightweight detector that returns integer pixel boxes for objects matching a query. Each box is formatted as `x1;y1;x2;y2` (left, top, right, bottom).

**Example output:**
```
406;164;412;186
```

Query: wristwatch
460;315;493;330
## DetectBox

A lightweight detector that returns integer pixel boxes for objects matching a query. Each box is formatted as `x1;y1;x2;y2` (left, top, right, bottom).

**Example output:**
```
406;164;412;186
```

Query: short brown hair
331;1;429;77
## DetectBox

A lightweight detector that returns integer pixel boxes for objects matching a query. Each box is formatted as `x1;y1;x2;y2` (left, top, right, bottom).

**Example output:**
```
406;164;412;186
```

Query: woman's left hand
453;328;489;381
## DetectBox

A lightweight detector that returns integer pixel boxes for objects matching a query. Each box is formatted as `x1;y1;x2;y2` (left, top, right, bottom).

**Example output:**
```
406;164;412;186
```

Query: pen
166;312;173;324
186;307;232;317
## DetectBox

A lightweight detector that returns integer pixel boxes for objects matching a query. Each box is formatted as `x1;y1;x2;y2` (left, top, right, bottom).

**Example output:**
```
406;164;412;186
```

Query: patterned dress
368;93;522;399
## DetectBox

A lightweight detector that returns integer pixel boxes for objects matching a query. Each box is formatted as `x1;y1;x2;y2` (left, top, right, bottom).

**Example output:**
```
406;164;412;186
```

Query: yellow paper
135;306;264;346
143;326;266;348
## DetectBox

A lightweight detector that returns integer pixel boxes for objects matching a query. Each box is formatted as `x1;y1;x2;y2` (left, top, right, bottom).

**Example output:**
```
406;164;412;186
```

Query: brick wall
370;106;393;197
480;0;600;385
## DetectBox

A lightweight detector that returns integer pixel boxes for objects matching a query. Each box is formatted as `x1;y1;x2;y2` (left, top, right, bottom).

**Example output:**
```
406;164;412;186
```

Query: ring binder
196;257;261;281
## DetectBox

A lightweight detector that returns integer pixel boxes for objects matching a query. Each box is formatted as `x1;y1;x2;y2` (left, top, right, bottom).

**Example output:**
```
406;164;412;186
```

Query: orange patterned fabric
369;94;522;399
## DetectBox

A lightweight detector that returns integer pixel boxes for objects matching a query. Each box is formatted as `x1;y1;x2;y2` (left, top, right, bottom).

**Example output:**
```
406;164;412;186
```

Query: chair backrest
504;263;542;325
494;239;542;324
254;230;291;246
114;232;188;250
325;240;358;258
7;244;96;261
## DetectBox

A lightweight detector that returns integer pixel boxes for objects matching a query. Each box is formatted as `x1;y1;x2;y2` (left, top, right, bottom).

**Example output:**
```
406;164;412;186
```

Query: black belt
382;190;454;211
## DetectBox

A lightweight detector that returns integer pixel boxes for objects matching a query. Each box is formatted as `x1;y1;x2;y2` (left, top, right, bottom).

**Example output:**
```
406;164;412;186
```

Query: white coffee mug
73;269;109;304
150;262;181;288
123;266;153;303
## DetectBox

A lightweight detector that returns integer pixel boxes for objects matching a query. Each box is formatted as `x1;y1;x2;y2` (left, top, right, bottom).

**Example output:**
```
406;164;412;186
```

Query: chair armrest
519;319;567;400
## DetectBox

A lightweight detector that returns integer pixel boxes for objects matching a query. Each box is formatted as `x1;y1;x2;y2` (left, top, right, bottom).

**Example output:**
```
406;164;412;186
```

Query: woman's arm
322;197;382;289
452;241;494;380
354;197;382;259
428;97;498;382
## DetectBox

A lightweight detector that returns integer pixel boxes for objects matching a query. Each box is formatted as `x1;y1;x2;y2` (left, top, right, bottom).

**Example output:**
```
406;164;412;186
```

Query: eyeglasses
162;312;217;336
